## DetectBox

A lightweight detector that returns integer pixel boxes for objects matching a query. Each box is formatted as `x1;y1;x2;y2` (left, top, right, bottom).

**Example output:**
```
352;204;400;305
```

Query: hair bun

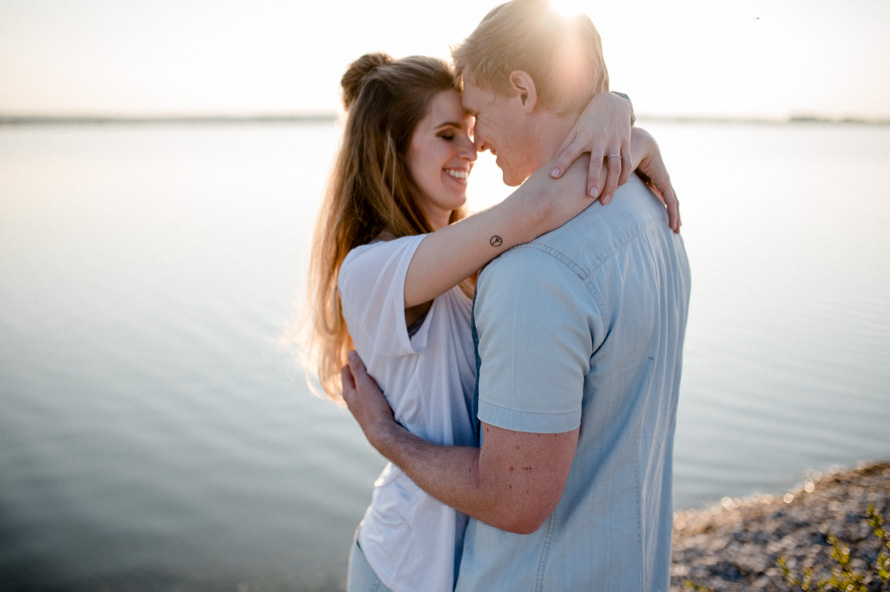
341;53;393;110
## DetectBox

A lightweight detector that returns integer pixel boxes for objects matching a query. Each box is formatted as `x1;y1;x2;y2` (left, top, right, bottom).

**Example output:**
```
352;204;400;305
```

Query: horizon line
1;112;889;126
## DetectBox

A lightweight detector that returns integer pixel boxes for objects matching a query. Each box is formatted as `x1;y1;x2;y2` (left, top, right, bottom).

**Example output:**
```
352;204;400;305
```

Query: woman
306;52;677;592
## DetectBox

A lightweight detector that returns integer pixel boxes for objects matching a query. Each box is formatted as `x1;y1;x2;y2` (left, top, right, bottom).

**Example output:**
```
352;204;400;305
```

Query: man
342;0;691;589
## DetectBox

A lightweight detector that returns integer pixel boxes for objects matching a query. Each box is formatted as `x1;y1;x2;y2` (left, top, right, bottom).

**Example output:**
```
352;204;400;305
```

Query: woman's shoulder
342;234;426;270
338;234;427;294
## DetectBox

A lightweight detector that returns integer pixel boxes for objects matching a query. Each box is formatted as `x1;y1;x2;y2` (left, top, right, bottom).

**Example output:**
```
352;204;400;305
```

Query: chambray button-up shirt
457;175;691;592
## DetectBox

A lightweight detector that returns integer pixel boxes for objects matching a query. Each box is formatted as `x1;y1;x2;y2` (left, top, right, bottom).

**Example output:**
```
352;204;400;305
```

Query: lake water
1;120;888;590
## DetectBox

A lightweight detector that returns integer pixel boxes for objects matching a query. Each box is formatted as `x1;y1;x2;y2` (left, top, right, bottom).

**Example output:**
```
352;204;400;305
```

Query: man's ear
508;70;537;113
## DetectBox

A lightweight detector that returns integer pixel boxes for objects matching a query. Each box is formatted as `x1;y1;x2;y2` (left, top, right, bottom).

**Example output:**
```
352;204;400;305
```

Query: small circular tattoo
490;235;503;247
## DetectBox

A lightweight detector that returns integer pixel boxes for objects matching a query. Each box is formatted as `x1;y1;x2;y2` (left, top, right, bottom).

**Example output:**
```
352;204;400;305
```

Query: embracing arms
342;351;578;534
404;125;677;309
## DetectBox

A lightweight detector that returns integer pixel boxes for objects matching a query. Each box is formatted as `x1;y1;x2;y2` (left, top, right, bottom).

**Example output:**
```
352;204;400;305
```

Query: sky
1;0;888;121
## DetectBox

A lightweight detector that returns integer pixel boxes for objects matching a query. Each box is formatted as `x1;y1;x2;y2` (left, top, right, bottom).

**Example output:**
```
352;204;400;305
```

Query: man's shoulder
479;174;678;293
560;173;665;233
480;239;573;282
535;175;671;260
476;239;592;313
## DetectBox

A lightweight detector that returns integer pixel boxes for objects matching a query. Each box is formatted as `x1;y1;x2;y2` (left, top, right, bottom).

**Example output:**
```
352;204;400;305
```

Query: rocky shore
670;461;890;591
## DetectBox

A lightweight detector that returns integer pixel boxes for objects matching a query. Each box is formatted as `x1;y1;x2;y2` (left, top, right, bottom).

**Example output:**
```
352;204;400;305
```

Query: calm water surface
1;121;888;590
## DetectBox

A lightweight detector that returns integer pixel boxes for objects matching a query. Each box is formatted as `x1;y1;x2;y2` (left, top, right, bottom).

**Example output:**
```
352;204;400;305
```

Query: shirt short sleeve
474;246;598;434
338;234;428;359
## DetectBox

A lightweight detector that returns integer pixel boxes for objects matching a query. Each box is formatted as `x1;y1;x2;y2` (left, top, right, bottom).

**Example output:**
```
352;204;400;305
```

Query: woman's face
406;89;477;230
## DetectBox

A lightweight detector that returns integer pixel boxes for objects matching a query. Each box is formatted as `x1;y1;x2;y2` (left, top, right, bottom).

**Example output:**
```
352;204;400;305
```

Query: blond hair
305;53;467;402
452;0;609;115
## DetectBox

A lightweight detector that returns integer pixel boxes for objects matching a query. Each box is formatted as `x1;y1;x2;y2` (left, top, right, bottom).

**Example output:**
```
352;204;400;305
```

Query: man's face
461;78;536;186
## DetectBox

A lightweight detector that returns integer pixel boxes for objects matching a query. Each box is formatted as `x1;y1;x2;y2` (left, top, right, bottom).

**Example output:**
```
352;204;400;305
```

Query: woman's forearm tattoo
490;235;503;247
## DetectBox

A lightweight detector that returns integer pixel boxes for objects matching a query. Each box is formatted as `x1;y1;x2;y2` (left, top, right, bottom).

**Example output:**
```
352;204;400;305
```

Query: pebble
671;461;890;591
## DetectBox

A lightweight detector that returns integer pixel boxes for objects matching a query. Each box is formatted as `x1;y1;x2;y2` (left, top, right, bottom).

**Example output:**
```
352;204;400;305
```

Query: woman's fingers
599;153;621;204
619;145;633;186
550;133;584;181
661;185;681;233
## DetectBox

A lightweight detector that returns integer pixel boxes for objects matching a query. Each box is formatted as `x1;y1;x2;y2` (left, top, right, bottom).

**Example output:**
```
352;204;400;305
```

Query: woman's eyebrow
434;121;464;130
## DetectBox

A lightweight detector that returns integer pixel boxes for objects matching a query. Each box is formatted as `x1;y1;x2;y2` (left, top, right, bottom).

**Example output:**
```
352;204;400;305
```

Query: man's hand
549;92;633;203
341;350;398;450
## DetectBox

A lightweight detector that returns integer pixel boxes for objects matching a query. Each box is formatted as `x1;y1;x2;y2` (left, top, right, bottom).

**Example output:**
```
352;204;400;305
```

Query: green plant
778;555;820;591
868;503;890;583
778;503;888;592
683;504;889;592
683;580;711;592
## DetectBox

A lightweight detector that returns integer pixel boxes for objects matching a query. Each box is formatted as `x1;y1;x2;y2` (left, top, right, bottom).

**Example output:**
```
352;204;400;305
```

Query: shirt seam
535;512;556;591
636;411;645;592
508;216;666;320
478;398;582;416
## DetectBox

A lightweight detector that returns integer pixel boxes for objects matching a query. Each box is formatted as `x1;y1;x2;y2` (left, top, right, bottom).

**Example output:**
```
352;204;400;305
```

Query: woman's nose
459;136;478;161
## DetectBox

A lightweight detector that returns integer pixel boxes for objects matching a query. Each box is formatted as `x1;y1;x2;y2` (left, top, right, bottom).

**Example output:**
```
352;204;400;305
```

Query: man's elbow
502;516;547;535
489;504;554;535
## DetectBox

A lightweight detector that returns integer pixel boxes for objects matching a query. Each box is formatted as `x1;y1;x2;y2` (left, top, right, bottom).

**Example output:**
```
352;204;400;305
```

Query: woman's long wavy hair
305;53;467;402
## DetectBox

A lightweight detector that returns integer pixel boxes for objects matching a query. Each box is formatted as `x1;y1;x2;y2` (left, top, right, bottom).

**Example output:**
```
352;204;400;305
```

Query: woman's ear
508;70;537;112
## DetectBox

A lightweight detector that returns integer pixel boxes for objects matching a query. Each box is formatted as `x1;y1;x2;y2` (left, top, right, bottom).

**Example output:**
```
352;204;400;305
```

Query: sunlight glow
548;0;588;18
0;0;887;120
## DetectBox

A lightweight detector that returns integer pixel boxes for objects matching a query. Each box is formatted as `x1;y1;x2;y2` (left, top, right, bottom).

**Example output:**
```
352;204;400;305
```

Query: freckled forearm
372;421;484;504
369;422;527;531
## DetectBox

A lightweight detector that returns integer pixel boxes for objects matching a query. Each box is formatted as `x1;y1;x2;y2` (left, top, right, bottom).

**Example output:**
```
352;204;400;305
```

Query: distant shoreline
0;114;337;126
646;115;890;126
1;113;888;127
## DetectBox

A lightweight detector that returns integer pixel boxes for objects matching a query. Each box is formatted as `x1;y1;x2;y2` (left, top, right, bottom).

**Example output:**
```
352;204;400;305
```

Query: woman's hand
549;92;633;203
631;128;681;233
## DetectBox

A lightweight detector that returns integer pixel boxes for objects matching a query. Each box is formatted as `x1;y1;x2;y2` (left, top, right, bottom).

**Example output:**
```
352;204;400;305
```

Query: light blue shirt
456;174;691;592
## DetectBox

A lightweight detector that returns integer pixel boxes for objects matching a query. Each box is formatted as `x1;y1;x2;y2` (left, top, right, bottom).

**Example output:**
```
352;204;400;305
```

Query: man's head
452;0;609;184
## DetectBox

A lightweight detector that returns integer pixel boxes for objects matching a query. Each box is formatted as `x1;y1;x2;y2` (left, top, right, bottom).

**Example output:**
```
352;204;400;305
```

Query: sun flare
548;0;589;18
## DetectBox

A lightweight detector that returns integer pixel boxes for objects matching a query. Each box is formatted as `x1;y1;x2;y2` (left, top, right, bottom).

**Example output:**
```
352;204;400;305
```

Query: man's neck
528;110;579;171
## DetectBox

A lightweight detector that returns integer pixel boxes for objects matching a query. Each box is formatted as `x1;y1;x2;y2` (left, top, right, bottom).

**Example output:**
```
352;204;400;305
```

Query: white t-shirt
338;234;476;592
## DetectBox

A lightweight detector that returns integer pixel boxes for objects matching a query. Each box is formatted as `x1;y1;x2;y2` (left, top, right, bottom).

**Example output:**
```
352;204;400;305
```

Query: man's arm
341;351;579;534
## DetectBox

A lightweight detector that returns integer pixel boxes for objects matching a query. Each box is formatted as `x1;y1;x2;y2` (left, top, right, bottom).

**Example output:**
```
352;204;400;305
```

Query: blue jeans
347;534;394;592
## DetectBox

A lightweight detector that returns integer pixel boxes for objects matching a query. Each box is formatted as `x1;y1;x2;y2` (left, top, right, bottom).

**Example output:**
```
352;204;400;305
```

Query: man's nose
473;135;488;153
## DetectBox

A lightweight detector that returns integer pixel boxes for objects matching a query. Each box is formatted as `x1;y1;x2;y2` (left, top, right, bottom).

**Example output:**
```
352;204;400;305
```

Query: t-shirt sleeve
338;234;428;359
474;247;598;434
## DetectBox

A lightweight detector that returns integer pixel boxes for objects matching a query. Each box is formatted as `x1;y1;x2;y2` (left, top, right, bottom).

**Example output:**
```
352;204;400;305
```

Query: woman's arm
403;127;675;309
549;92;635;201
546;91;681;231
629;128;681;232
404;154;590;308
